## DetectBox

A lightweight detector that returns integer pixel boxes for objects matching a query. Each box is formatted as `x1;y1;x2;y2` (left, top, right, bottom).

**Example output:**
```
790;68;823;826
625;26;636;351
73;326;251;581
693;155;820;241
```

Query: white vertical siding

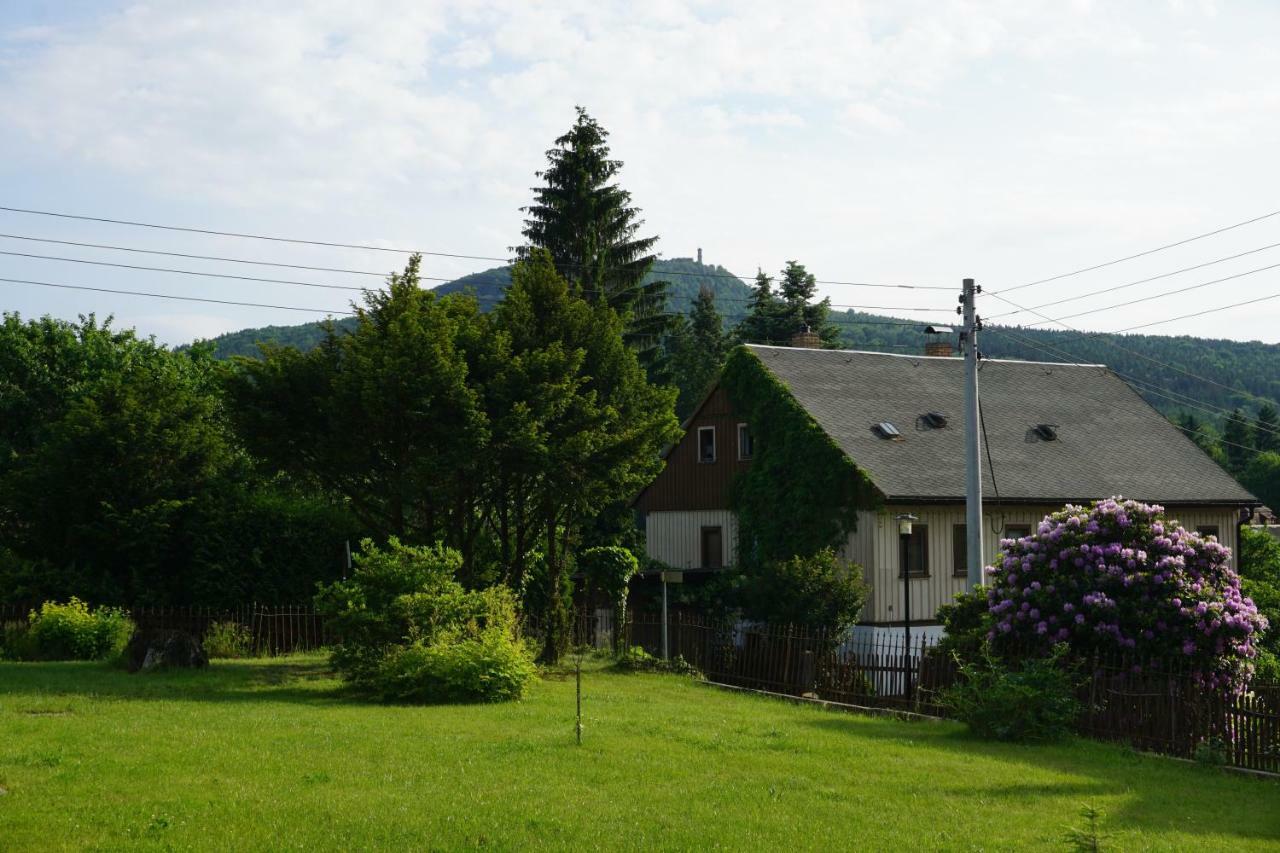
859;504;1241;624
1163;508;1240;565
644;510;739;569
843;511;880;617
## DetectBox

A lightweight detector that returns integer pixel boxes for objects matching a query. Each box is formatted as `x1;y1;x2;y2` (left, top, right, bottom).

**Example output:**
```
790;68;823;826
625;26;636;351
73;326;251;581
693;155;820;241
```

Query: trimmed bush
739;548;869;632
615;645;700;677
22;598;134;661
935;585;990;664
203;621;254;659
580;546;639;654
316;538;535;703
942;645;1081;742
373;632;537;703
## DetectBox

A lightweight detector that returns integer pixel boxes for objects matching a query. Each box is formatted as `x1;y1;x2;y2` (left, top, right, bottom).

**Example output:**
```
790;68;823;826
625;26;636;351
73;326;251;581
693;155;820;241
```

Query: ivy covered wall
720;346;881;568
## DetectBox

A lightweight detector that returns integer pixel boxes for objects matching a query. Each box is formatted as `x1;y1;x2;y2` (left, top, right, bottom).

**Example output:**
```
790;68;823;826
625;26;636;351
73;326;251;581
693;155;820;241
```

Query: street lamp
895;513;918;701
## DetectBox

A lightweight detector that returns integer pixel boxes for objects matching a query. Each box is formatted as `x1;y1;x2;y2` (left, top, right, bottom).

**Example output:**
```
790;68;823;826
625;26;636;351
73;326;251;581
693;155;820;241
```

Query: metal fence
625;610;1280;774
0;603;332;656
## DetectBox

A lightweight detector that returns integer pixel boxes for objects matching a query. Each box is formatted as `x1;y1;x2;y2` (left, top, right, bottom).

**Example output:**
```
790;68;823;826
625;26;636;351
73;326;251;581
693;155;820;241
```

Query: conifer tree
518;107;670;356
1223;407;1256;473
670;285;728;418
736;262;840;347
735;270;786;344
778;260;840;347
1255;403;1280;454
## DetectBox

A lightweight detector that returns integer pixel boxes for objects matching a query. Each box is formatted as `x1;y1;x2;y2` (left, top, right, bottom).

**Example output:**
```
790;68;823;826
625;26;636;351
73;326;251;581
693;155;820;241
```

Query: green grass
0;655;1276;850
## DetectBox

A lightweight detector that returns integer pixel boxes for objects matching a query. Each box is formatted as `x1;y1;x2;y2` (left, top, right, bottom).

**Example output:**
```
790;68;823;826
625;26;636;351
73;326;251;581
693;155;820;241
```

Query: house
634;344;1257;631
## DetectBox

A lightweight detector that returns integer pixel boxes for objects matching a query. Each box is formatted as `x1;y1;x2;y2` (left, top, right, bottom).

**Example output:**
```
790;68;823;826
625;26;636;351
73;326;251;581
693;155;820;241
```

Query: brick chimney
791;326;820;348
925;340;954;357
923;325;956;357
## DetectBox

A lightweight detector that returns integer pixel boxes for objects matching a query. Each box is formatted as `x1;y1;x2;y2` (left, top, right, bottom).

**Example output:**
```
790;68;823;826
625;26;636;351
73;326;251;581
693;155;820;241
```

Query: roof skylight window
922;412;948;429
1033;424;1058;441
874;422;902;440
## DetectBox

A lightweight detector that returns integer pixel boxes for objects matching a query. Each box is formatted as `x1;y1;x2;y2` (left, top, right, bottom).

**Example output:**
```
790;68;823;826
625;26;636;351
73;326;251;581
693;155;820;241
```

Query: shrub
316;538;462;684
22;598;134;661
579;546;639;654
0;620;34;660
1239;525;1280;666
615;645;701;677
316;538;535;703
739;548;868;632
373;632;537;703
935;586;990;664
942;645;1081;742
1253;649;1280;684
203;621;254;659
985;498;1268;690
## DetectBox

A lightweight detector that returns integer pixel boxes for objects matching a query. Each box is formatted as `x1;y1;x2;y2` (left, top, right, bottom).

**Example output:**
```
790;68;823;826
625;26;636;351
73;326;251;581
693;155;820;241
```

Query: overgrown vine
721;346;881;568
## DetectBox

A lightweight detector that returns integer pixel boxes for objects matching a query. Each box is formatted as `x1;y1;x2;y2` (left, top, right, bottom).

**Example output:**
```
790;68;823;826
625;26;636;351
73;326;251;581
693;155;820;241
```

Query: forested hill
835;308;1280;420
195;257;752;359
190;266;1280;421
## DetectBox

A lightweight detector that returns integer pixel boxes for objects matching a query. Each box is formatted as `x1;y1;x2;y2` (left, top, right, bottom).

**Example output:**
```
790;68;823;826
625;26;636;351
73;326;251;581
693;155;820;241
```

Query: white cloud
841;102;904;133
1;0;1278;344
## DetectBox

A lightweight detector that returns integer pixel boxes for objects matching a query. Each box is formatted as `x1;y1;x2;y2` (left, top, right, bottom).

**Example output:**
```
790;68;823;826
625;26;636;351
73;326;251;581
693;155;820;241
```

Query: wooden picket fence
625;610;1280;775
0;603;332;656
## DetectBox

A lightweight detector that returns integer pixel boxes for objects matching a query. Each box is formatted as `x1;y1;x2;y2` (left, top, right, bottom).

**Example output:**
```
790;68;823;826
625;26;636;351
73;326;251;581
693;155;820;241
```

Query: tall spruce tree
736;262;840;347
736;270;786;344
1176;412;1228;467
518;107;671;357
1223;407;1256;473
669;285;728;418
779;260;840;347
1256;403;1280;454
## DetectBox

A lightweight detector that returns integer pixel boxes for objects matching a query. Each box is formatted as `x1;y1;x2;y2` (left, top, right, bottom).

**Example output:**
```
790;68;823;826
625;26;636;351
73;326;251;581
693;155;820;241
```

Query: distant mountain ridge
194;257;752;359
189;259;1280;423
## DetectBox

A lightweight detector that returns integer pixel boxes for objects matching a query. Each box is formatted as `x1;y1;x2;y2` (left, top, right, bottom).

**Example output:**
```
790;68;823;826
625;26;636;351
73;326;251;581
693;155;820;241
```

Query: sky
1;0;1278;346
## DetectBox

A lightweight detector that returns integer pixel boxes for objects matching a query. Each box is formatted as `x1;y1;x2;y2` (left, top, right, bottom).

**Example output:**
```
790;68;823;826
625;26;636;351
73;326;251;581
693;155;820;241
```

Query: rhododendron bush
985;497;1268;689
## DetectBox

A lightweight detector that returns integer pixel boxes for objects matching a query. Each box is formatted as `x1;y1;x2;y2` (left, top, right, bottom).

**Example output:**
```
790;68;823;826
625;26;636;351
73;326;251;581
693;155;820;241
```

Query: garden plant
984;498;1267;689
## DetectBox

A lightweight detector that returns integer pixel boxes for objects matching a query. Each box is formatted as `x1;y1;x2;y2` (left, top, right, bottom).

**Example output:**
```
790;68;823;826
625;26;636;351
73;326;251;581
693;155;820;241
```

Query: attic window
873;422;902;440
1033;424;1058;441
697;426;716;463
922;411;948;429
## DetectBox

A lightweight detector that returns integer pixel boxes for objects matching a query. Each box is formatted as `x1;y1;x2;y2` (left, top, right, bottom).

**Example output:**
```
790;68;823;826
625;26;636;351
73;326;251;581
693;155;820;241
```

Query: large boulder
124;630;209;673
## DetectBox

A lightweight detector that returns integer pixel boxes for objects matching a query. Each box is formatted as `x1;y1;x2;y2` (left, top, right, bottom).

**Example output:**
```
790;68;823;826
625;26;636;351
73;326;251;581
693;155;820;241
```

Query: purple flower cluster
985;497;1269;690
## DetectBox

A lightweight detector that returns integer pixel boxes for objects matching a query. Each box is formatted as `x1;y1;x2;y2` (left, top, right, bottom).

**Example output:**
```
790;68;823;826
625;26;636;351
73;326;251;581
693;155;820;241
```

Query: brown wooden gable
634;385;753;513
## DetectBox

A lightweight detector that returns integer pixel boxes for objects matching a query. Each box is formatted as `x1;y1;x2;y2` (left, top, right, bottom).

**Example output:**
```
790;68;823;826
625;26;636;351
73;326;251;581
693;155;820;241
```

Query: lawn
0;656;1276;850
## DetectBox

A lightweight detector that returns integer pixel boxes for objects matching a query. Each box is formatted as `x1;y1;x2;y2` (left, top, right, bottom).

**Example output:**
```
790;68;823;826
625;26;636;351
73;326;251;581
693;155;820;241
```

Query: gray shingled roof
745;344;1256;505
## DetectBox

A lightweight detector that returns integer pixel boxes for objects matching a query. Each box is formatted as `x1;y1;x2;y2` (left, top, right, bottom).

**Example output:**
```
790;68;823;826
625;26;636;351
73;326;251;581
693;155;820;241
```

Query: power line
0;270;947;331
0;245;955;315
0;204;953;291
995;207;1280;295
1016;260;1280;327
1110;291;1280;334
987;326;1280;438
983;290;1269;402
984;328;1274;452
0;249;381;291
0;204;508;262
985;240;1280;321
0;232;390;277
0;276;353;315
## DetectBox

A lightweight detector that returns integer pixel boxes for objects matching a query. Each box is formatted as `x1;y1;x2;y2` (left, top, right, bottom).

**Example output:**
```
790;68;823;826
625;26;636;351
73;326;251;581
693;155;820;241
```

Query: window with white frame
737;423;754;460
